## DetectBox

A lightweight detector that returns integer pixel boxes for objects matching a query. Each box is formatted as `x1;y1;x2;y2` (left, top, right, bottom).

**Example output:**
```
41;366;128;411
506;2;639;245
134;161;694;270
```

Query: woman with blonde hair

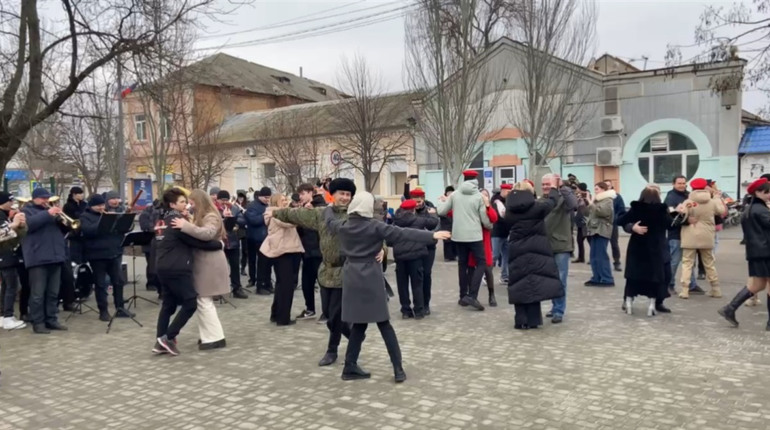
170;189;229;350
262;193;304;326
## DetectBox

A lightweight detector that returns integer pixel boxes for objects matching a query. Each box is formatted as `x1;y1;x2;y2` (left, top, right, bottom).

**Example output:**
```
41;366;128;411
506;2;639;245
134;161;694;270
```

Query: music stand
106;213;143;334
66;263;97;322
121;231;156;310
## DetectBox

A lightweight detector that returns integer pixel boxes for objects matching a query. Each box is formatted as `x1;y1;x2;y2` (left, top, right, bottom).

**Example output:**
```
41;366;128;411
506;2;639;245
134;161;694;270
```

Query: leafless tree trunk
405;0;507;187
506;0;598;177
256;111;326;194
174;99;232;190
332;54;412;192
0;0;228;178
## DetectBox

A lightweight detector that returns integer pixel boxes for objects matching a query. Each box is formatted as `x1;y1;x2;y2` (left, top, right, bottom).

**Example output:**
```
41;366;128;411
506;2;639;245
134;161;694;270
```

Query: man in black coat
664;175;700;295
0;192;27;330
403;187;439;314
438;186;456;261
80;194;135;322
216;190;248;299
295;183;326;320
392;199;437;319
244;187;272;294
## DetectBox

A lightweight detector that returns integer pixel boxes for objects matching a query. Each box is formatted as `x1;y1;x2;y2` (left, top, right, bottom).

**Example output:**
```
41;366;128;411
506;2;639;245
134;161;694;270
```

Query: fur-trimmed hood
595;189;617;202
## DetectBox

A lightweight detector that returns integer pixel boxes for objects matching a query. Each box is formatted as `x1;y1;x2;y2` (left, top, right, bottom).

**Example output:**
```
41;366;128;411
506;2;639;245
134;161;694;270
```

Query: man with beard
270;178;355;366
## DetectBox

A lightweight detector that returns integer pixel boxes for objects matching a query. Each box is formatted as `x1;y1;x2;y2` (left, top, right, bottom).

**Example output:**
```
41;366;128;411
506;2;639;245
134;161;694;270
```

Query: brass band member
22;188;68;334
0;192;27;330
80;194;135;321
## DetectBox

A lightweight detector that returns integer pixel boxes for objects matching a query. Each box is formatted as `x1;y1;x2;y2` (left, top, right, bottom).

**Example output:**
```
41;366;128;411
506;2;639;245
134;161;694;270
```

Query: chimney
299;66;303;78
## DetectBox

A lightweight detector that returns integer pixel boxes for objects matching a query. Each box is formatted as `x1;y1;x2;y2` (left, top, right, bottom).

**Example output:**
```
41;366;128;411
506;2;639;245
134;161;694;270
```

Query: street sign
330;150;342;166
31;169;43;179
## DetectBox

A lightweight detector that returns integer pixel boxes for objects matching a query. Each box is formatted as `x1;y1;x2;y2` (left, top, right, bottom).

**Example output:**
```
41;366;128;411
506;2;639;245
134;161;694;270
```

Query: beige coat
586;189;616;239
680;189;725;250
179;212;230;297
260;217;304;258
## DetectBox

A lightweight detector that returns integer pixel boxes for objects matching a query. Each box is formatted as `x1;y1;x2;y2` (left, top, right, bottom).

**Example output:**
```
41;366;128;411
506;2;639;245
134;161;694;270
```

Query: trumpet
46;197;80;230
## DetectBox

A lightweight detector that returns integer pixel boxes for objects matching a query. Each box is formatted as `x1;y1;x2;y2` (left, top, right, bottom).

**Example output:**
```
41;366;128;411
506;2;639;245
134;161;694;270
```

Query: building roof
739;126;770;154
742;109;770;125
179;53;344;102
588;54;641;74
216;91;422;145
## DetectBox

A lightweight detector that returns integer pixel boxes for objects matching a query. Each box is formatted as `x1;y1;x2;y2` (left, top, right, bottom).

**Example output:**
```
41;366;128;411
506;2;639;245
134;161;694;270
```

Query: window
638;132;699;184
160;116;171;140
391;172;406;196
134;115;147;141
498;167;515;185
469;150;484;180
263;162;276;179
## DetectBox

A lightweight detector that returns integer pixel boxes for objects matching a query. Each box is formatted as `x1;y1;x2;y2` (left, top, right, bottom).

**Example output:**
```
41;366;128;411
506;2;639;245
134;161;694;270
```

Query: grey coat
324;208;435;324
179;212;230;297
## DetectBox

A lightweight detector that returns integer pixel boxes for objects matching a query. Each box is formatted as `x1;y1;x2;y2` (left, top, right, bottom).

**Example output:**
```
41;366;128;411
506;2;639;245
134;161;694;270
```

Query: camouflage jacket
273;205;348;288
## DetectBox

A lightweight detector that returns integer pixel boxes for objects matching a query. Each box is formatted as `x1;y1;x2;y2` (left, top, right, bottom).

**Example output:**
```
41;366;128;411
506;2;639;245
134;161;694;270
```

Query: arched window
637;132;699;184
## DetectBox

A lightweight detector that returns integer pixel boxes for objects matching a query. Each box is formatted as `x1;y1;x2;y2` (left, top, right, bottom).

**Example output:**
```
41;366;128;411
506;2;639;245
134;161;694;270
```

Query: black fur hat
328;178;356;197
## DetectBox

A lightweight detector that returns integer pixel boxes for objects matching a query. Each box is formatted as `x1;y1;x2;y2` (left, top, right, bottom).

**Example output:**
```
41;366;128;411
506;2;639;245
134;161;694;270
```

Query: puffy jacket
680;189;725;250
742;198;770;260
544;185;578;254
21;204;67;268
391;210;434;261
244;200;268;242
154;211;223;274
586;190;615;239
436;180;492;242
297;194;326;259
0;209;27;269
664;189;689;241
79;209;124;261
504;189;563;305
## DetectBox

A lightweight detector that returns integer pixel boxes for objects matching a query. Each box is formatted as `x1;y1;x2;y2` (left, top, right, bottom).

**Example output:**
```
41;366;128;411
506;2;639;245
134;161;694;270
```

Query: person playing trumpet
21;188;68;334
0;192;27;330
80;194;135;321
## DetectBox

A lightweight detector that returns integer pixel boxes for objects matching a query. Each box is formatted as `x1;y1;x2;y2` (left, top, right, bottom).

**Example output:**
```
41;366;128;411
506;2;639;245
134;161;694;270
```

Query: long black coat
618;201;671;299
505;190;563;305
325;210;435;324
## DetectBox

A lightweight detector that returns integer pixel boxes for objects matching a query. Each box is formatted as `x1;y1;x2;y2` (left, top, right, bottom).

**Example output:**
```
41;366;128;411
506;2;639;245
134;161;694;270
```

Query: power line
199;0;404;40
194;5;414;51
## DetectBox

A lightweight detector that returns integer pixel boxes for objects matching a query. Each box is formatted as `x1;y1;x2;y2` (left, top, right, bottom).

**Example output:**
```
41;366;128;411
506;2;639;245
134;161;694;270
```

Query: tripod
66;263;98;322
125;245;158;309
105;227;153;334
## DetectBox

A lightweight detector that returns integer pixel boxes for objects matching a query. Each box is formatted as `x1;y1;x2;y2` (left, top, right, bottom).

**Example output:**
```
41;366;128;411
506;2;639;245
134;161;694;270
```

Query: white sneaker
625;297;633;315
3;316;26;330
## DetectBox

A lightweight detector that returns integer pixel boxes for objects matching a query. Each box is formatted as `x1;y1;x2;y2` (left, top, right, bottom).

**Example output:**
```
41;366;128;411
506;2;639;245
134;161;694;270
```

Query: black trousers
270;254;298;325
345;321;402;368
256;247;273;291
291;253;302;289
59;261;75;307
28;264;61;326
224;248;241;290
422;248;436;309
396;258;424;315
321;286;350;353
301;257;322;312
443;239;457;261
575;227;586;261
455;241;486;299
514;302;543;328
1;267;20;317
90;257;125;311
610;225;621;264
156;272;197;340
240;238;248;271
247;239;259;284
18;266;29;318
144;251;160;289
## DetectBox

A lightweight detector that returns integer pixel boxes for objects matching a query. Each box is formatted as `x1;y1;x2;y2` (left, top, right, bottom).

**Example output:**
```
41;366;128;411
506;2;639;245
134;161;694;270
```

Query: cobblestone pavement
2;229;770;429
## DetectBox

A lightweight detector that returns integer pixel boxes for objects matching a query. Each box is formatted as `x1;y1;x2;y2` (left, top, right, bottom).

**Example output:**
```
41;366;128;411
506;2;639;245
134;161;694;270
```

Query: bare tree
174;100;231;190
507;0;599;176
332;54;412;192
14;118;71;190
406;0;506;187
0;0;229;179
256;110;325;194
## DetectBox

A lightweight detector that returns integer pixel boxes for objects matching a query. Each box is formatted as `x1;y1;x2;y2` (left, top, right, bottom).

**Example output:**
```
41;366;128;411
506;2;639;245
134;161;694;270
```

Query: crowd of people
0;169;767;384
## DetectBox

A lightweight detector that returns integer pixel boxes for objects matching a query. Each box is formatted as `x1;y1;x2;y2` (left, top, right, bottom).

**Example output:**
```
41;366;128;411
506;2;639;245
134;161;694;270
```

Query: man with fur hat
676;178;725;299
437;170;492;311
270;178;355;366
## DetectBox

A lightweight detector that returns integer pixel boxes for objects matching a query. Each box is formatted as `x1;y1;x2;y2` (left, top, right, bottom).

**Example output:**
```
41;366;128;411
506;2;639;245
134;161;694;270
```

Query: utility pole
117;58;127;202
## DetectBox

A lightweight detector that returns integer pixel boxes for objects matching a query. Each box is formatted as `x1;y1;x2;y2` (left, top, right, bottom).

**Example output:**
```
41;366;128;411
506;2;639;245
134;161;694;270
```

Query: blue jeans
668;239;696;289
588;236;614;284
551;253;570;317
492;237;509;280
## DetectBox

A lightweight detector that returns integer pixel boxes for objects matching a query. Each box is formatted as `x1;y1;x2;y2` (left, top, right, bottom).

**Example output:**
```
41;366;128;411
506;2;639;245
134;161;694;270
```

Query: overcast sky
197;0;764;111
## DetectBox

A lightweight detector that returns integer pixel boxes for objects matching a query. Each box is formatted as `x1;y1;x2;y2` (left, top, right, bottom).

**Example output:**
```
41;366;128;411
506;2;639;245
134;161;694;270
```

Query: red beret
748;178;769;195
409;188;425;197
400;199;417;210
690;178;708;190
462;170;478;178
500;183;513;190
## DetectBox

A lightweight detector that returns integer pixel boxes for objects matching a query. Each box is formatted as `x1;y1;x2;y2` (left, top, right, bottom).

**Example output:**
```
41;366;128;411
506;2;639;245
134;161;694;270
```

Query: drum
74;262;94;300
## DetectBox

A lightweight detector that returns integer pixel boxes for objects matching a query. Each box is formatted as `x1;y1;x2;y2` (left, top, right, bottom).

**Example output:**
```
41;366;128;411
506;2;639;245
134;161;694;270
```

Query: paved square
1;229;770;429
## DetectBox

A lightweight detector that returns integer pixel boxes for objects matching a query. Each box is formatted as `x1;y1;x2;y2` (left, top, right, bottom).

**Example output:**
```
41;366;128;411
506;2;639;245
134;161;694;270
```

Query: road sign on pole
330;150;342;166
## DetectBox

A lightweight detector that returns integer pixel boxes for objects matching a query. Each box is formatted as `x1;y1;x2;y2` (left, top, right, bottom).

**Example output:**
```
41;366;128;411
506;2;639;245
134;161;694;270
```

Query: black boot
341;362;371;380
766;298;770;332
98;307;110;322
718;287;753;327
394;365;407;383
318;351;337;366
489;288;497;307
